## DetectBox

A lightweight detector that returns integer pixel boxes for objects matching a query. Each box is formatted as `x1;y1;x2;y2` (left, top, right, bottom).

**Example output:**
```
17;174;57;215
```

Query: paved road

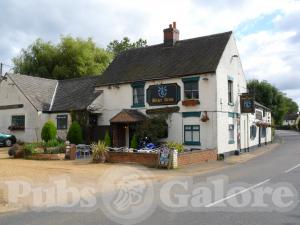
0;130;299;225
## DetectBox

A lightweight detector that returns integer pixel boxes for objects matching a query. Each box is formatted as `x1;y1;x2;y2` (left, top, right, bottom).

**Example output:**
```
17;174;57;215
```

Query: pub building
93;22;272;158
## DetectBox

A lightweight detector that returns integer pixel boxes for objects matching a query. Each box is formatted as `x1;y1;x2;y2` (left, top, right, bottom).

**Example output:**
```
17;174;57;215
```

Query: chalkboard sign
240;94;254;113
147;83;180;106
158;147;172;168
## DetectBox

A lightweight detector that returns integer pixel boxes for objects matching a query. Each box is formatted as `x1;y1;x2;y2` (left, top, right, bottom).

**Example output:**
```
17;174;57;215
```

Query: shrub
41;121;57;142
24;143;41;155
104;130;111;147
166;141;184;153
91;141;107;163
42;139;66;153
130;134;138;149
136;115;168;142
67;121;83;144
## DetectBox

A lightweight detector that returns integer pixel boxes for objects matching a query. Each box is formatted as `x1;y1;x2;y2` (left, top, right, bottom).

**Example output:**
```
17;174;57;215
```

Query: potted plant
182;99;200;107
91;141;108;163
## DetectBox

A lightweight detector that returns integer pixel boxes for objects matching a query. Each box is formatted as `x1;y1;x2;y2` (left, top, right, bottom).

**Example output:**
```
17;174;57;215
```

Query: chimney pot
163;22;179;46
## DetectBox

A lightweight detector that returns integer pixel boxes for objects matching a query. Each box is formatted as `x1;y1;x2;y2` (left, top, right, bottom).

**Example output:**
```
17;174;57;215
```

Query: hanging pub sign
240;93;255;113
147;83;180;106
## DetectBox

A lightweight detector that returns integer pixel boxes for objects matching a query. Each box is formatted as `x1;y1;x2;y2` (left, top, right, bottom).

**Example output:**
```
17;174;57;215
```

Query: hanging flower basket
182;99;200;107
201;111;209;122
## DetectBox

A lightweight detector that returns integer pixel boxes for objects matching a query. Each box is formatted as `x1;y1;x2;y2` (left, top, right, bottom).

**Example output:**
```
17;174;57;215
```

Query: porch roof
110;109;146;123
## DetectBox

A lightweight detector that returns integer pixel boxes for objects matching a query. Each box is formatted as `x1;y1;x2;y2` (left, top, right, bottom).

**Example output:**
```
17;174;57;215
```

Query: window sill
8;126;25;131
131;104;145;108
228;140;235;144
184;141;201;146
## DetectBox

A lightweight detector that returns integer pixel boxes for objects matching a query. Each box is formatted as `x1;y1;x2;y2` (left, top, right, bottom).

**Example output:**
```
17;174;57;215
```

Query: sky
0;0;299;107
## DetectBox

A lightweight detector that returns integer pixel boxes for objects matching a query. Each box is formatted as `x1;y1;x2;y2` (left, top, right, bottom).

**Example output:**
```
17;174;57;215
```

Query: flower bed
27;153;65;160
24;140;66;160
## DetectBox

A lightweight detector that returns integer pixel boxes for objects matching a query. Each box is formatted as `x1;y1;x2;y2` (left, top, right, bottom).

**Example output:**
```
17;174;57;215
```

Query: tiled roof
110;109;146;123
50;76;102;112
97;31;232;86
8;74;101;112
9;74;57;111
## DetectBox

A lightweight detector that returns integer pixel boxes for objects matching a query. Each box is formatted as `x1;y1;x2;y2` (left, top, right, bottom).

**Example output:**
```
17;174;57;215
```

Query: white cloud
0;0;299;106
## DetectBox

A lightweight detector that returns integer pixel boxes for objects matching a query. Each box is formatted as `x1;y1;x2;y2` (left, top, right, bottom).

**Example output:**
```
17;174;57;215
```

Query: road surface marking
285;164;300;173
205;179;271;208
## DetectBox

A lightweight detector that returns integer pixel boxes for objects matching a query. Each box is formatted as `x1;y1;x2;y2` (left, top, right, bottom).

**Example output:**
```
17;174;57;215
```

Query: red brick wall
107;152;158;167
178;149;217;166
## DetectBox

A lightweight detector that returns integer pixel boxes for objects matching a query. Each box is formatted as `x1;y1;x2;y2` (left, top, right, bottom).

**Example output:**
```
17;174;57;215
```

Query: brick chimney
163;22;179;46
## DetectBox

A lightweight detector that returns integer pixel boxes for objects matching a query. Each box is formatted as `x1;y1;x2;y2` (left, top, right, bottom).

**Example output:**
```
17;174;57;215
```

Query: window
256;110;263;120
261;127;266;138
184;81;199;100
57;115;68;130
11;115;25;130
184;125;200;145
250;125;257;140
228;124;235;144
89;114;98;126
132;84;145;107
228;80;233;104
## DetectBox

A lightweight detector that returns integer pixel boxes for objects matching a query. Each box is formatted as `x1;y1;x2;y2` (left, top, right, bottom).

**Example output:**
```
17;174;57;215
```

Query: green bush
42;139;66;153
67;121;83;144
136;115;168;142
166;141;184;153
41;121;57;142
104;130;111;147
24;143;41;155
130;134;138;149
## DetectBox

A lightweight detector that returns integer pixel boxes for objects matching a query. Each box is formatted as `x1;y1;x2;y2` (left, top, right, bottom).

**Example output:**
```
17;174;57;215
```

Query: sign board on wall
147;83;180;106
240;93;255;113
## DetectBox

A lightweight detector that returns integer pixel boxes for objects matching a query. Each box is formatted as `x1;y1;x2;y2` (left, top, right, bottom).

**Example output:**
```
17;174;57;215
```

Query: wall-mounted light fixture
202;77;209;81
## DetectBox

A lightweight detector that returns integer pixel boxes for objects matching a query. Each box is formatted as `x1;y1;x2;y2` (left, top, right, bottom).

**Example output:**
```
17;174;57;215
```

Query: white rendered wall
0;77;39;142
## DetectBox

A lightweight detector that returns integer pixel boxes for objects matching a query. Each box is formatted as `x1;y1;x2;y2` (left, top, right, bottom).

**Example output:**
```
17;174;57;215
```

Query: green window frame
131;82;145;107
228;124;235;144
184;125;200;145
182;77;199;100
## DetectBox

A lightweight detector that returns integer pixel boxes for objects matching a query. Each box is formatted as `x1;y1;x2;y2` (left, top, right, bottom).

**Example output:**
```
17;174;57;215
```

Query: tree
106;37;147;57
130;134;138;149
13;36;112;80
136;115;168;143
104;130;111;147
67;121;83;144
247;80;299;125
41;121;57;142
